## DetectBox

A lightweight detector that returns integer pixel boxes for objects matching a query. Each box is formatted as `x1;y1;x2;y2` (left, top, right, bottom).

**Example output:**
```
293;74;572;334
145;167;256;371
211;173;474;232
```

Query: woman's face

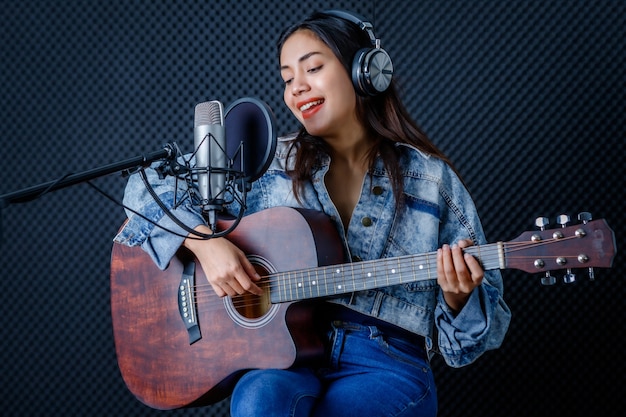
280;29;360;139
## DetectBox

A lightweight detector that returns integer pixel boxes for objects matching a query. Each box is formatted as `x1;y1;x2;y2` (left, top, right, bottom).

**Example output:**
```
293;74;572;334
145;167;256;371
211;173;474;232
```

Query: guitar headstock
505;212;616;284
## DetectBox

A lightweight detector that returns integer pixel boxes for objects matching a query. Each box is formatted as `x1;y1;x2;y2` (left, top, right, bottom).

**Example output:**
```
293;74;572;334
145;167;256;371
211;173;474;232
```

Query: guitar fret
322;266;329;297
290;271;295;299
334;266;345;293
307;270;319;298
466;244;500;271
295;269;315;300
311;270;320;298
284;271;292;301
393;257;400;284
302;271;310;299
295;271;303;299
379;257;393;286
370;260;377;288
360;262;369;291
292;271;300;299
417;253;434;280
350;262;356;293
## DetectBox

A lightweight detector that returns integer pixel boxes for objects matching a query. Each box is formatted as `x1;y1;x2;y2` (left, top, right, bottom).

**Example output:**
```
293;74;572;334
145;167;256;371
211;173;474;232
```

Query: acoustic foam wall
1;0;624;416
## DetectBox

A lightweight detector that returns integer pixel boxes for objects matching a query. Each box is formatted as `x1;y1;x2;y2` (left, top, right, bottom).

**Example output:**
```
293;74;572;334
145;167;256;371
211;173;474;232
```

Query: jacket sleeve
113;161;206;270
433;167;512;367
435;272;511;367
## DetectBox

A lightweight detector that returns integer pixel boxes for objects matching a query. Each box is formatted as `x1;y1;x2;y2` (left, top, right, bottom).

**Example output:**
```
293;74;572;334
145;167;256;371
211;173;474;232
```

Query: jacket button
361;217;373;227
372;186;384;195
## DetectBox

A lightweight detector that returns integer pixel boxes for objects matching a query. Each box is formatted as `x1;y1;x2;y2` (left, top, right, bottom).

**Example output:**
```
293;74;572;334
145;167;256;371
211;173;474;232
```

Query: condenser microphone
194;100;226;226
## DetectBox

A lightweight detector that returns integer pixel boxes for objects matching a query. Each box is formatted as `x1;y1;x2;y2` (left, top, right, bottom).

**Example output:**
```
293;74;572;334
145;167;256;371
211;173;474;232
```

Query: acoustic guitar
110;206;616;409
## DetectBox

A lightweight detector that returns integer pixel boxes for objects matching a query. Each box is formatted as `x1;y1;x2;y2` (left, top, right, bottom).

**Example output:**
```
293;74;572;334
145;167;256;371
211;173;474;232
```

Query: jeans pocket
379;335;430;371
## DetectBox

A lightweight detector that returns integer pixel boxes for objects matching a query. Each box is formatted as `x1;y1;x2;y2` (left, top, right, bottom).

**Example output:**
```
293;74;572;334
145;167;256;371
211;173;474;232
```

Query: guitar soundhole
224;255;279;329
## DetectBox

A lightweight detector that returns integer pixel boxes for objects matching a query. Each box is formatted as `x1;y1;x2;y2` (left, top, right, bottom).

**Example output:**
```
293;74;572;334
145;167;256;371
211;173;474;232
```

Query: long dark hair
277;11;456;205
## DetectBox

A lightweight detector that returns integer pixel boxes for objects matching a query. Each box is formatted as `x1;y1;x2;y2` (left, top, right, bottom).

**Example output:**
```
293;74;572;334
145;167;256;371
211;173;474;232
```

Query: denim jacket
115;134;511;367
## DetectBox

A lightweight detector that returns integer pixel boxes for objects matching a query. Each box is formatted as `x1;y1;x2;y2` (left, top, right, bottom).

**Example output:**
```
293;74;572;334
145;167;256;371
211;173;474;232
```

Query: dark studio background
1;0;624;416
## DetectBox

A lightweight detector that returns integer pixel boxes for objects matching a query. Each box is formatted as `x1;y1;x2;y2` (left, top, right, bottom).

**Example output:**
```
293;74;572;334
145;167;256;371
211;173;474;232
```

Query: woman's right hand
183;224;263;298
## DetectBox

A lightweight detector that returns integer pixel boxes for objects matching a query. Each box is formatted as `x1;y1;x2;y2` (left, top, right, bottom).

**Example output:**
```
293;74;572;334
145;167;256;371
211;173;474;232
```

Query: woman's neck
324;125;373;167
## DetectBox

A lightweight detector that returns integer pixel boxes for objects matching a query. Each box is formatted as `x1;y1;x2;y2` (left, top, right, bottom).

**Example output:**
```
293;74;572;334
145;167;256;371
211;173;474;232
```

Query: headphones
323;9;394;96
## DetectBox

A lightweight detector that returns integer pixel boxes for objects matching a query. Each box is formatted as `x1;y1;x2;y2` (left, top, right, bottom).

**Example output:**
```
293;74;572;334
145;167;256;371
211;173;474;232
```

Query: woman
116;10;511;417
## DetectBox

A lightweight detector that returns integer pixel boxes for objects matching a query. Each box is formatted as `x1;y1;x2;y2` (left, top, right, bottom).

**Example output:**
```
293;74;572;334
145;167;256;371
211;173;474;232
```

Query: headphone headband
323;10;378;46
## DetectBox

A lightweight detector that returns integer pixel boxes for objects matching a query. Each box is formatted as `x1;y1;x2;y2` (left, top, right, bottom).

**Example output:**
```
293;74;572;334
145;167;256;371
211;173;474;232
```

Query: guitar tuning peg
563;272;576;284
534;217;556;285
535;217;549;231
577;212;596;280
541;274;557;286
556;214;571;227
587;268;596;281
556;214;576;283
578;211;592;224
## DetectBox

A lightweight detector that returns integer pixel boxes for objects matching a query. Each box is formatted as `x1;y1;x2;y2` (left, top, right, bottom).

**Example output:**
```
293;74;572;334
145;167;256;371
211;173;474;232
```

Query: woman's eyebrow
280;51;322;71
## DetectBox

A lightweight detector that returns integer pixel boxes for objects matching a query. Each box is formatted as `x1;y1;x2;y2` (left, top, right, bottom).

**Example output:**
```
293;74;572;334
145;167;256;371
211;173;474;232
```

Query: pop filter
225;97;277;184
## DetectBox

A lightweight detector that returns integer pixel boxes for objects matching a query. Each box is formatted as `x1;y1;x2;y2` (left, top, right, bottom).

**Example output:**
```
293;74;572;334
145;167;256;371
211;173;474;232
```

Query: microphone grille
194;100;224;127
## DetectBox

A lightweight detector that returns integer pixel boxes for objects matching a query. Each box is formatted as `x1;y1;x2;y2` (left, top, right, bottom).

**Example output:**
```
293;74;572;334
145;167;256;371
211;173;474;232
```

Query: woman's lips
297;98;324;119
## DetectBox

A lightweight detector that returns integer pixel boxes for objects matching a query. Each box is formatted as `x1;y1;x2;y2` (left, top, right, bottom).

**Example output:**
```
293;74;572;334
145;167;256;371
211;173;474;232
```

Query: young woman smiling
116;9;511;417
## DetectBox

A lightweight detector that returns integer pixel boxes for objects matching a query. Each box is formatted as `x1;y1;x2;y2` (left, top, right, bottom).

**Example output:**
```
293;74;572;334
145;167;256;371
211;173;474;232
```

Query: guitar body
111;205;616;410
110;207;345;409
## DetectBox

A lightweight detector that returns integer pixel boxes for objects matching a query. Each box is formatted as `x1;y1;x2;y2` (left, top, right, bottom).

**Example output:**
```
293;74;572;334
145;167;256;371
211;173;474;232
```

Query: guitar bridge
178;260;201;344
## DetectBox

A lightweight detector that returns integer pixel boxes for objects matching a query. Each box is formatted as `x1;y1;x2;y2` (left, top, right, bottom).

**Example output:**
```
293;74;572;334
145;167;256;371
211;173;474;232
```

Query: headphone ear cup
352;47;394;96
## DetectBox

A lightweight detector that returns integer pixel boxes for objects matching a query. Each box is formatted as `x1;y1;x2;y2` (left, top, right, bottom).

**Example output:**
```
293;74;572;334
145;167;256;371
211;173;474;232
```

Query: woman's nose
291;76;309;95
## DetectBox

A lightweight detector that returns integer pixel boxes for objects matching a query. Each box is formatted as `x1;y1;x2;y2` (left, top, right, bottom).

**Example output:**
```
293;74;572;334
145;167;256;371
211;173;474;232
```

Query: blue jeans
230;322;437;417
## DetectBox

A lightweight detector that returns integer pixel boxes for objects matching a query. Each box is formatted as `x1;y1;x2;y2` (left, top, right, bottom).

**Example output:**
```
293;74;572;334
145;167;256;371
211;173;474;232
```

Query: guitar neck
268;217;616;304
269;242;504;303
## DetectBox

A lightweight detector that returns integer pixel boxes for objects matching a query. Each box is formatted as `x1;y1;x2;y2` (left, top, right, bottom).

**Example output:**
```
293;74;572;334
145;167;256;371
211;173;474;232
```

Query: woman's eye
308;65;322;73
283;78;293;86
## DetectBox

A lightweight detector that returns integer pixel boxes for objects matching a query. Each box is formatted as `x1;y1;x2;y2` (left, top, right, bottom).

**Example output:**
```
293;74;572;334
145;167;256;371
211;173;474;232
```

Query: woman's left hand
436;238;484;312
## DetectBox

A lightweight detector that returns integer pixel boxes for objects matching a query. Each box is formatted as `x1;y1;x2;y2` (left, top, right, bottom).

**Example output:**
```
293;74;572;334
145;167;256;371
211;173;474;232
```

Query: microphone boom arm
0;143;178;242
0;143;177;206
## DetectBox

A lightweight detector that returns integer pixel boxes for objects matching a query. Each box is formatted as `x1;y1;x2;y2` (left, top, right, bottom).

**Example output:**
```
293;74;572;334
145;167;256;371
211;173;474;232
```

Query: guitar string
199;238;583;312
187;235;587;312
193;235;584;311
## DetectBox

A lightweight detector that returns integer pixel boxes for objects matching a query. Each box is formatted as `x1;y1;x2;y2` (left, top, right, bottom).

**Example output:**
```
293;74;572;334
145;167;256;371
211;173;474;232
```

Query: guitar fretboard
269;242;504;303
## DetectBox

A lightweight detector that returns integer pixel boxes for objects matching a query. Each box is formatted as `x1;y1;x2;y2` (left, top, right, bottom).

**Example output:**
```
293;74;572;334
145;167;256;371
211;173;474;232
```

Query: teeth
300;100;323;112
